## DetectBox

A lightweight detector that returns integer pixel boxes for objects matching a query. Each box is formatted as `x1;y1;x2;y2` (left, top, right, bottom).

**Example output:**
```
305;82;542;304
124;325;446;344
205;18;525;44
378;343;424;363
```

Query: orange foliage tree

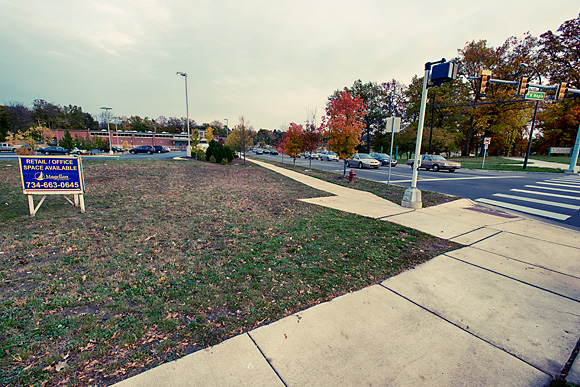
280;123;303;167
322;91;368;175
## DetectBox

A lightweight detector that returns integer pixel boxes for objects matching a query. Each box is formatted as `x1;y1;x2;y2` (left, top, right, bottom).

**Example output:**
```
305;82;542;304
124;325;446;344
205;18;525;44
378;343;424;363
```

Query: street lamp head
176;72;187;77
519;63;541;84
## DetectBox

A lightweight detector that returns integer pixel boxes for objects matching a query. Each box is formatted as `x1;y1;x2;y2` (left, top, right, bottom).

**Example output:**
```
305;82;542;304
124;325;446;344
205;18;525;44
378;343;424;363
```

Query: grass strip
250;156;459;208
446;156;565;173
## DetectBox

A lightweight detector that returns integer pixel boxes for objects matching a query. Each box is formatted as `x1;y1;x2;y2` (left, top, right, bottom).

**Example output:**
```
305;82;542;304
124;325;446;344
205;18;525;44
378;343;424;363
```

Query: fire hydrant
348;170;356;183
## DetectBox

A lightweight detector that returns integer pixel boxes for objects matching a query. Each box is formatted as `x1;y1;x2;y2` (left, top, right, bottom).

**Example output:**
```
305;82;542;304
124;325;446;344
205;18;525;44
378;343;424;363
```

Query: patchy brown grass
0;159;459;386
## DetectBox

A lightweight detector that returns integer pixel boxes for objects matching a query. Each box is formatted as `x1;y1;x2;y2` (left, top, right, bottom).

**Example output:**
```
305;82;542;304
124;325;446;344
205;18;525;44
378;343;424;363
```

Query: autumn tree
341;80;407;153
322;91;368;176
455;35;541;156
302;109;321;170
1;103;34;135
205;126;214;143
225;116;254;164
535;14;580;153
280;123;303;167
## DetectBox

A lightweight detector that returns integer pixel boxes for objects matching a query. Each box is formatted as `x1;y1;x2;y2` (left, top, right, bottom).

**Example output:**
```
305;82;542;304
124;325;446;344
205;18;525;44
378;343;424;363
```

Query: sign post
386;117;401;186
18;156;86;216
482;137;491;168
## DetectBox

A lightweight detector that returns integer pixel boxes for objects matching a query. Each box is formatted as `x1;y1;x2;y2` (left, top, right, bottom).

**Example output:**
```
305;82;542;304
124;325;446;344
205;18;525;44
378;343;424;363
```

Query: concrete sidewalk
502;156;579;173
113;159;580;387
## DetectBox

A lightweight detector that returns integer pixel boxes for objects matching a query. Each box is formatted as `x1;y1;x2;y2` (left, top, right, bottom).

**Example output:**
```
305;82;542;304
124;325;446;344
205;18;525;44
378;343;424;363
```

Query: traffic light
556;82;568;100
517;76;529;96
478;69;492;96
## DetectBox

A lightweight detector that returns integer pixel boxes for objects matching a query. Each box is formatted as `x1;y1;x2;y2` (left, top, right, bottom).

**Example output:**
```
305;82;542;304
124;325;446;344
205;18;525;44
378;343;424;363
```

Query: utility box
430;62;458;85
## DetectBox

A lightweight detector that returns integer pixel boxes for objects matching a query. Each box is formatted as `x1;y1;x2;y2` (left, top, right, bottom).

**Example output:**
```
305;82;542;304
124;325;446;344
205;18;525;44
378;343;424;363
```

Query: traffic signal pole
566;123;580;174
470;68;580;171
523;100;540;169
402;61;437;209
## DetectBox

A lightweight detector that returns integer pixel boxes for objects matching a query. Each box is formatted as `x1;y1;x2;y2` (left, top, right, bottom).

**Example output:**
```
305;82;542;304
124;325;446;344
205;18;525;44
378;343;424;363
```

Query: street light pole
101;107;113;154
520;63;542;170
176;72;191;152
224;118;229;136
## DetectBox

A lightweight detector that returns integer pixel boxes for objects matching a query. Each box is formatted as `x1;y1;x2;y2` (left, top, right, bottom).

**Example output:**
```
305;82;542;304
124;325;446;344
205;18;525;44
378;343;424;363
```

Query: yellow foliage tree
205;127;214;143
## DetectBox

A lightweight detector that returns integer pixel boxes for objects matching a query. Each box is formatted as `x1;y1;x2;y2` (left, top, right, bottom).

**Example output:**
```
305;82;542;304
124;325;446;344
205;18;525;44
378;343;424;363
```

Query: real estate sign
18;156;85;215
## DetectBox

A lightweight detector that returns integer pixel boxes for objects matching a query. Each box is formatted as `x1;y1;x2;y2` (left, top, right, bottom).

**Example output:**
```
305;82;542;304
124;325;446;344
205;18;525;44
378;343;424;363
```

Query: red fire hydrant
348;170;356;183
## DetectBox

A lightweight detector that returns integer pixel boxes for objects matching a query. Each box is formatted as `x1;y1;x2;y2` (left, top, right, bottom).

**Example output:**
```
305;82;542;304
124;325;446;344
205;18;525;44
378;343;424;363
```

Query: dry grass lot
0;159;458;386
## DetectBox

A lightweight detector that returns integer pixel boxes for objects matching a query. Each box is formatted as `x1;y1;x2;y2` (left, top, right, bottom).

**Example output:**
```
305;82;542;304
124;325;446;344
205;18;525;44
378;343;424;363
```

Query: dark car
153;145;169;153
101;145;124;153
129;145;155;154
39;146;69;155
270;149;279;155
370;152;397;167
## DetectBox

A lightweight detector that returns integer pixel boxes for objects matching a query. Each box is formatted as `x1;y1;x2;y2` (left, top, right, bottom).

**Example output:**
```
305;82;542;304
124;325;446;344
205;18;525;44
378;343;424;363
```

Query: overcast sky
1;1;578;130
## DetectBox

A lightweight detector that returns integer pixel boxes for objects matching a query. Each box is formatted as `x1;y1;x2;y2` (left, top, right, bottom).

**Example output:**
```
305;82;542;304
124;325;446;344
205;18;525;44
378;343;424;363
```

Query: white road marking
524;185;580;194
510;188;580;201
493;193;580;210
388;175;524;184
475;198;571;221
536;181;580;189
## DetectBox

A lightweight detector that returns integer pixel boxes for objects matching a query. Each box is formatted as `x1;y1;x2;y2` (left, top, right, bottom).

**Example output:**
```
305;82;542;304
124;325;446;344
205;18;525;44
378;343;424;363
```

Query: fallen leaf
55;360;67;372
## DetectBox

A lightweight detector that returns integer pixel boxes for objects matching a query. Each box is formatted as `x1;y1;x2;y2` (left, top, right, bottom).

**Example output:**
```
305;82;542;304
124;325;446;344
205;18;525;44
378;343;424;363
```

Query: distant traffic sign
525;91;545;101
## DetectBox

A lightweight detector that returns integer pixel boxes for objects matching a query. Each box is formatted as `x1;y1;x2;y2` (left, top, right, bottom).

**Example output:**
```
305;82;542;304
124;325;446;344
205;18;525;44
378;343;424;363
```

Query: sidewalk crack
247;332;288;387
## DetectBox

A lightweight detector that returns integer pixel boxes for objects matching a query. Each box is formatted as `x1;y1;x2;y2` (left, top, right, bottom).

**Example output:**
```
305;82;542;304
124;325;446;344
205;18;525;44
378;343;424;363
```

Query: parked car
370;152;397;167
0;142;18;152
101;145;124;153
270;149;279;155
38;146;69;155
347;153;380;169
70;147;86;155
320;151;339;161
406;154;461;172
303;151;319;160
153;145;169;153
255;149;264;155
162;146;172;152
129;145;155;154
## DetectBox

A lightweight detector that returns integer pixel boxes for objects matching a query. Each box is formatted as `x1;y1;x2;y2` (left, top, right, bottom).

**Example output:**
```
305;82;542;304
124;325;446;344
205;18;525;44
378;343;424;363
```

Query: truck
0;143;18;152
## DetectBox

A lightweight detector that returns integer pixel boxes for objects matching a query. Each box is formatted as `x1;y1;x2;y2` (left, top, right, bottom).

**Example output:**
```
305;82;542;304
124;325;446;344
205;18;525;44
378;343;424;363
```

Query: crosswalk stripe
511;188;580;201
493;193;580;210
475;198;571;221
536;181;580;189
524;185;580;194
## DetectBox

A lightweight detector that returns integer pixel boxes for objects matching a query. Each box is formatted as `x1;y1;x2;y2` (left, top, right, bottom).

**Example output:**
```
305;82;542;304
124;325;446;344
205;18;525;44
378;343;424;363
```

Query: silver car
406;155;461;172
346;154;380;169
320;151;339;161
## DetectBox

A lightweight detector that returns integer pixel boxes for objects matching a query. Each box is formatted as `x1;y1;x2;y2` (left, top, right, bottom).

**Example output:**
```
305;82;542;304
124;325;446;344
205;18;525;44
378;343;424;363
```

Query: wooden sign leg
27;195;35;216
78;194;86;213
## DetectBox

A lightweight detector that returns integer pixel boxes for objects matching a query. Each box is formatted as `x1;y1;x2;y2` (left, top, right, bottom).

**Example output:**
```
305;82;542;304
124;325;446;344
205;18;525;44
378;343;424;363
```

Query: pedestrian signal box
430;61;458;86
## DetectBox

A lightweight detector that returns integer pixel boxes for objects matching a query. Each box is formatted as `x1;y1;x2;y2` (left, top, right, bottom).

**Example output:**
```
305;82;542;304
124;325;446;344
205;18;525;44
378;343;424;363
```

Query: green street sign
525;91;545;100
